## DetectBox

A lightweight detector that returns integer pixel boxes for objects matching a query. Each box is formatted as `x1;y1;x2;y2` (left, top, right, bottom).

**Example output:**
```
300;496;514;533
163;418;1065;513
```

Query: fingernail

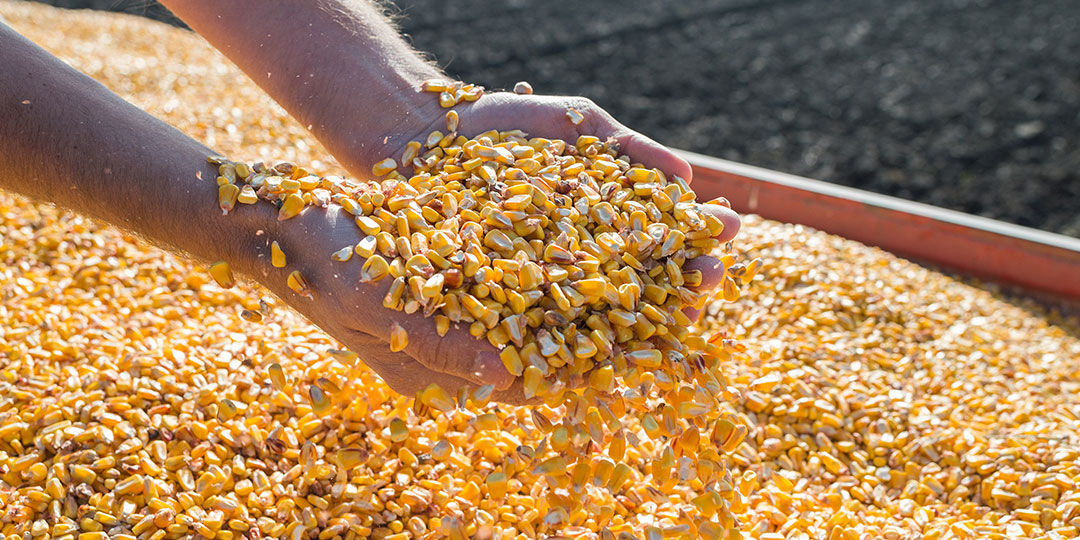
472;351;515;390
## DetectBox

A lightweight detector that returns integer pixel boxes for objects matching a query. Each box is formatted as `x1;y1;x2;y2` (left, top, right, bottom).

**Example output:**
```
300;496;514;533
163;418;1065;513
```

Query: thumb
609;129;695;185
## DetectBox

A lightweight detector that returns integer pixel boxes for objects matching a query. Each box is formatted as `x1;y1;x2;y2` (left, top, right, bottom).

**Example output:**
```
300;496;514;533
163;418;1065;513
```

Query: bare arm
0;22;268;277
159;0;444;175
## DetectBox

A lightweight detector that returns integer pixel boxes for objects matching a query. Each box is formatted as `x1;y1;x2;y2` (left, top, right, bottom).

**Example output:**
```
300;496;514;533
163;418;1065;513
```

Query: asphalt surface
23;0;1080;236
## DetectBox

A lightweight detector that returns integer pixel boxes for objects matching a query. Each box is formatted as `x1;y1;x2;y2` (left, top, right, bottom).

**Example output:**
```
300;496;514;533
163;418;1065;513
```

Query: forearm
0;24;271;276
160;0;444;174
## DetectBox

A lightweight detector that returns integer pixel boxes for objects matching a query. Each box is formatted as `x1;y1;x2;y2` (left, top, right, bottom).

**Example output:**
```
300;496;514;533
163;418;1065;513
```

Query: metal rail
682;151;1080;304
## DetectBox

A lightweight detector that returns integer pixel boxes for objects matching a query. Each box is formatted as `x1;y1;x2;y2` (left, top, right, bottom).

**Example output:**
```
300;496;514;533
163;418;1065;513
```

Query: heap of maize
3;3;1080;539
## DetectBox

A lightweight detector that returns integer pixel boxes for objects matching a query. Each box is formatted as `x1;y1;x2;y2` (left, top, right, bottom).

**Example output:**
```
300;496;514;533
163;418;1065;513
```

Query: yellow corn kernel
372;158;397;177
308;385;331;414
277;193;304;220
237;184;258;204
419;383;454;412
389;418;408;443
208;261;234;288
217;399;239;421
722;275;740;302
271;240;287;268
486;472;508;499
421;78;448;92
499;346;524;377
286;270;311;297
268;363;286;390
361;255;390;283
389;322;409;352
218;182;240;214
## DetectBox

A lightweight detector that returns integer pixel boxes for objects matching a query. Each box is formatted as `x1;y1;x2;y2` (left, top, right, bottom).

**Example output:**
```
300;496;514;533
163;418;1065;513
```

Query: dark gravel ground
23;0;1080;236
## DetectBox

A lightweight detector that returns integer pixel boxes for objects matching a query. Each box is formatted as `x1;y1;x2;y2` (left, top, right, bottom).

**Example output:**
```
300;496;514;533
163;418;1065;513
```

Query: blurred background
28;0;1080;237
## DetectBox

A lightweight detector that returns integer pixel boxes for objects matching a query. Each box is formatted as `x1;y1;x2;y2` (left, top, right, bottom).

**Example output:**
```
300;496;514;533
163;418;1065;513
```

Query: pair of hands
270;91;741;403
0;0;738;405
150;0;740;402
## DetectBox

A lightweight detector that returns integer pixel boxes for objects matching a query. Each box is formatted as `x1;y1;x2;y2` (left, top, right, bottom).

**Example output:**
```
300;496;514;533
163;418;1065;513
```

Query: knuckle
562;96;596;113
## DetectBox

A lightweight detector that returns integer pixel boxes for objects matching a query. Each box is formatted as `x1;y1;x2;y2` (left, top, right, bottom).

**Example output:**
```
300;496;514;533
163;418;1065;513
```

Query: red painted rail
682;151;1080;304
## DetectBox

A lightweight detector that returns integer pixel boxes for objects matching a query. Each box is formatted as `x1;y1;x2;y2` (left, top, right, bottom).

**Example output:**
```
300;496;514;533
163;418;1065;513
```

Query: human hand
277;90;741;402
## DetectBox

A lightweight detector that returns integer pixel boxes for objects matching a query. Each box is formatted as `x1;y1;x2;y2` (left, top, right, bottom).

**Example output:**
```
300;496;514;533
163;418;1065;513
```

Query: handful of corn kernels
210;103;756;534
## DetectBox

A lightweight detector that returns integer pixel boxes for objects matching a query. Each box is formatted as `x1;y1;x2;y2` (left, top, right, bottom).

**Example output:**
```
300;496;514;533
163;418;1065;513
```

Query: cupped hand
373;90;740;242
285;90;741;403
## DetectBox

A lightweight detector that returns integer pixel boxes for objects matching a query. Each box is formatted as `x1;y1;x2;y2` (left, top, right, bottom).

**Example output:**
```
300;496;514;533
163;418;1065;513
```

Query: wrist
305;65;446;176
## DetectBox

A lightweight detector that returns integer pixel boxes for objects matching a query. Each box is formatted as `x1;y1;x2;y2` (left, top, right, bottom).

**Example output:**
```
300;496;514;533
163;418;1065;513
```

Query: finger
360;346;533;405
697;203;741;243
372;306;515;391
685;255;726;292
576;108;694;184
610;130;695;184
358;346;478;397
681;255;725;324
327;260;514;391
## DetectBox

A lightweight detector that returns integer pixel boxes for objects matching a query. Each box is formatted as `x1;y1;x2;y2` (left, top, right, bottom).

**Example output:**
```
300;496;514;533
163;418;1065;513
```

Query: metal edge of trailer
680;150;1080;304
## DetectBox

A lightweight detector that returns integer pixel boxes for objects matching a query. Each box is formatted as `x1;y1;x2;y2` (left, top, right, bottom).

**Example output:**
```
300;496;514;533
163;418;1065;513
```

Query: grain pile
2;2;1080;539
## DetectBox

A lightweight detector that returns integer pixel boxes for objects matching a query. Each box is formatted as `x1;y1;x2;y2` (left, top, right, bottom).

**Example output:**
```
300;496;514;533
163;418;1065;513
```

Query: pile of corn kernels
3;2;1080;539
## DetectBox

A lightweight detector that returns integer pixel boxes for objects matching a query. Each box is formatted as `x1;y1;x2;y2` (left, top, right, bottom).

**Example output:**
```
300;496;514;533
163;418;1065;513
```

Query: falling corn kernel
445;110;459;132
419;383;455;412
722;275;740;302
208;261;234;288
566;108;584;125
308;385;330;414
486;472;508;499
389;418;408;443
316;376;341;394
328;348;359;364
742;257;762;284
239;308;263;323
389;322;408;352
